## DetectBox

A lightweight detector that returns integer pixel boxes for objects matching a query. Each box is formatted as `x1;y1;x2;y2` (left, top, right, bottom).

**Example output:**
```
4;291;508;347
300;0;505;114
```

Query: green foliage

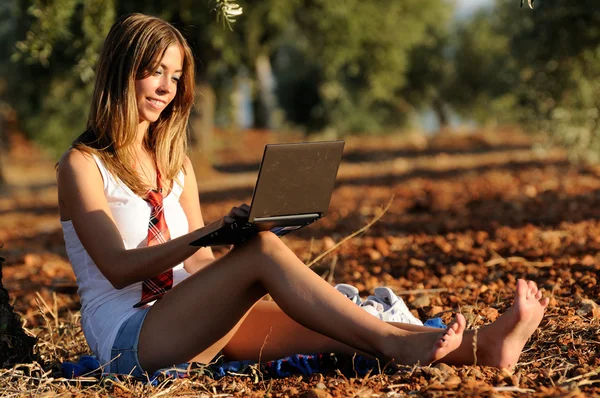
451;10;519;124
268;0;454;134
399;2;455;127
2;0;459;153
450;0;600;161
3;0;116;156
1;0;243;157
210;0;243;30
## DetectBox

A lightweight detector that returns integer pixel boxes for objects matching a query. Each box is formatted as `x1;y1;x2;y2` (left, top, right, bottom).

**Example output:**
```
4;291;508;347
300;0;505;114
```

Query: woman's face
135;44;183;124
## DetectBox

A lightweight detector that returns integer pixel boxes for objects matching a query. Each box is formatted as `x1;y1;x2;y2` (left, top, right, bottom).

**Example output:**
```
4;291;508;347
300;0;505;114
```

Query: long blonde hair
74;13;195;196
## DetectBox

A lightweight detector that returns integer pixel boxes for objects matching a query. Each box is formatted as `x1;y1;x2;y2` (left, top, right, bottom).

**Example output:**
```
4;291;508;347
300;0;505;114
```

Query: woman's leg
137;232;465;372
222;279;548;370
220;300;362;361
442;279;549;368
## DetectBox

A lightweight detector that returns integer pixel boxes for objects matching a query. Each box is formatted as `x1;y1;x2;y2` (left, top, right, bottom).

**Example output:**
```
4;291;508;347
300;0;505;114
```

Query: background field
2;0;600;395
1;129;599;396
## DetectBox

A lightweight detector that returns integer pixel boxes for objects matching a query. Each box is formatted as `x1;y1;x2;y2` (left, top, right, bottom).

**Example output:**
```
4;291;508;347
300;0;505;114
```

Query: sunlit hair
74;13;195;196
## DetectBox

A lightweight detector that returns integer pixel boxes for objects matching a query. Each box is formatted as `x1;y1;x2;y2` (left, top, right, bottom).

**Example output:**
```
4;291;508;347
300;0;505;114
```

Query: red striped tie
133;186;173;308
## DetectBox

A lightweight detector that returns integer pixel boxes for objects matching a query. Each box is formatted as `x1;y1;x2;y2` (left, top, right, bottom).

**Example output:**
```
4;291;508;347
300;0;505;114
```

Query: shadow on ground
213;143;533;173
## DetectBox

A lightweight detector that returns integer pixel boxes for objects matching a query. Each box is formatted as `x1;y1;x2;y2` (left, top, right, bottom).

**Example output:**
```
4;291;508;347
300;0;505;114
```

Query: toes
442;316;464;341
516;279;528;298
535;290;542;300
440;324;457;347
455;313;466;333
527;280;538;295
540;297;550;308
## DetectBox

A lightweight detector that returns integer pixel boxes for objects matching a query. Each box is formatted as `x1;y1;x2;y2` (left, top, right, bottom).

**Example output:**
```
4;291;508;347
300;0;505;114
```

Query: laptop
189;140;345;247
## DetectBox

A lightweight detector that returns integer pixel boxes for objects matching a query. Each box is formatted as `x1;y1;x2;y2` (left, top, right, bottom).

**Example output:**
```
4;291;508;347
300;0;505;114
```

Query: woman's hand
223;203;250;224
195;203;250;236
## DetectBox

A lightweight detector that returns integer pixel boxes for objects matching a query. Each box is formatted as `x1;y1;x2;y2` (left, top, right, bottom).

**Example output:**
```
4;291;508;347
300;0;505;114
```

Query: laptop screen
248;141;345;221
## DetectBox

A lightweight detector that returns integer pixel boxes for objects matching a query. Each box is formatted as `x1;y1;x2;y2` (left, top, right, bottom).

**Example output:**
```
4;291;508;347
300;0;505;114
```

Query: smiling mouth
147;98;167;110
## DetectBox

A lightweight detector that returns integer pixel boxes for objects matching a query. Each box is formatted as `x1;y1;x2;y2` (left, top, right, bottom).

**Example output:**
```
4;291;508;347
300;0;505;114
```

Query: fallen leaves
577;299;600;319
2;130;600;396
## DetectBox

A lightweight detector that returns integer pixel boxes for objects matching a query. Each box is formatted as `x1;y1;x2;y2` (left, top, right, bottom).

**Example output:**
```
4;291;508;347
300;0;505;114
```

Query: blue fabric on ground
424;317;446;329
61;355;189;385
198;317;446;380
62;317;446;383
207;353;384;379
61;353;390;382
62;355;102;378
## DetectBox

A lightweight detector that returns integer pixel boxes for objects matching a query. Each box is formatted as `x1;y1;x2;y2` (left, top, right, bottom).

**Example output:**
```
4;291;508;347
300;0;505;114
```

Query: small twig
374;358;383;384
485;256;552;268
518;354;560;366
326;255;338;284
394;287;448;296
305;237;316;264
387;383;410;389
149;385;178;398
258;326;273;365
223;371;252;378
493;386;535;393
308;195;394;268
35;292;57;320
34;296;57;359
472;328;478;367
52;292;59;330
561;367;600;384
257;326;272;384
103;378;133;393
576;379;600;388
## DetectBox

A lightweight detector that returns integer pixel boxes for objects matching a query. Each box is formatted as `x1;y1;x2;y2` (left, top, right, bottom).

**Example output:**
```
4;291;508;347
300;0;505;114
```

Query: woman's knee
238;231;284;258
253;230;283;254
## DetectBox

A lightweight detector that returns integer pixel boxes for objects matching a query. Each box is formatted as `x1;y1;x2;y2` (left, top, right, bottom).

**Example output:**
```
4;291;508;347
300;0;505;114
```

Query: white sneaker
335;284;394;319
359;301;383;317
361;287;423;326
334;283;362;305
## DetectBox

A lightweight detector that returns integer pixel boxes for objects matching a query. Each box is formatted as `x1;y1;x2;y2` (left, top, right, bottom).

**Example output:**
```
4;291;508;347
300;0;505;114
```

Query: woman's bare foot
392;313;466;365
431;313;467;362
477;279;549;368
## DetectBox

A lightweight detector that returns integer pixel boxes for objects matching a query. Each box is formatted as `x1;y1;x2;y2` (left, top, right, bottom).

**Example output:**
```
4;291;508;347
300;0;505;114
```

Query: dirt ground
1;129;599;397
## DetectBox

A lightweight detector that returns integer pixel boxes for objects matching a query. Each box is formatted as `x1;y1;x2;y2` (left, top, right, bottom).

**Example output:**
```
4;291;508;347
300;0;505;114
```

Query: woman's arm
57;150;211;289
179;156;216;274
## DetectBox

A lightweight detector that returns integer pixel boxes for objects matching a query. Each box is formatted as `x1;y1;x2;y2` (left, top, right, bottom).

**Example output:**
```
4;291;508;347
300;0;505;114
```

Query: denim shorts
109;307;151;379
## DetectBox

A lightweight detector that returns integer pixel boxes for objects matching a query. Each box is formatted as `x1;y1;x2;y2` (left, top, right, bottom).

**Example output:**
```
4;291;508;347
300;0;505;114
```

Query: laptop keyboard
190;216;320;247
197;220;258;246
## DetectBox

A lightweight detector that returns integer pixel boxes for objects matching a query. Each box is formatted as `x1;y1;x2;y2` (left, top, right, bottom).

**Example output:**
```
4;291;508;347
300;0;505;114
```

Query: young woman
57;13;549;378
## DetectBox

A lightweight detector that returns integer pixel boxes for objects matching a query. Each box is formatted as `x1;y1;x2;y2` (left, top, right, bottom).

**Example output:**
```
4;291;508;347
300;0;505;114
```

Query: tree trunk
255;54;277;129
0;258;36;368
0;100;6;188
231;67;253;129
0;119;5;188
432;95;449;131
189;82;216;174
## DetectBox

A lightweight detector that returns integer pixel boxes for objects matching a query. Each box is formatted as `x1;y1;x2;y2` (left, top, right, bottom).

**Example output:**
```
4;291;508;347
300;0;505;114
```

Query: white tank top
60;154;191;365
